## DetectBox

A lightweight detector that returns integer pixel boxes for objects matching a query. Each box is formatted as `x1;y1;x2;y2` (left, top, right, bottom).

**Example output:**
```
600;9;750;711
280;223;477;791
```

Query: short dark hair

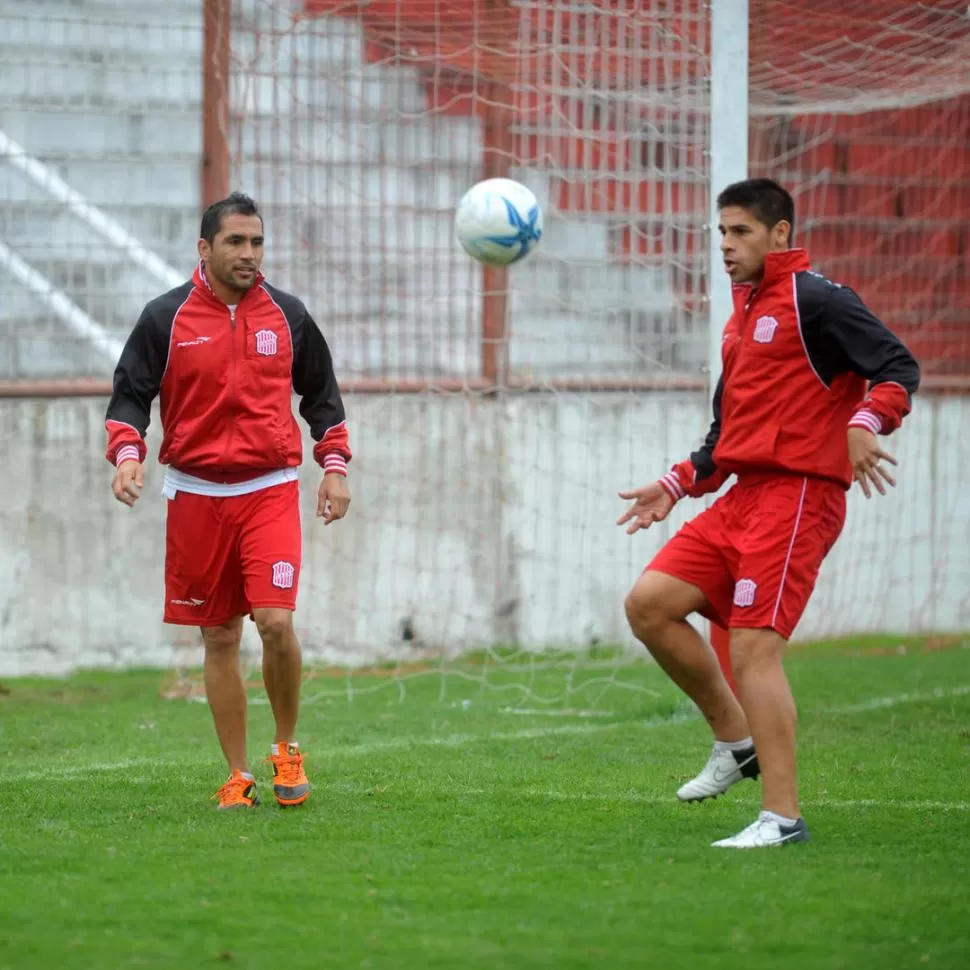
717;178;795;241
200;192;262;243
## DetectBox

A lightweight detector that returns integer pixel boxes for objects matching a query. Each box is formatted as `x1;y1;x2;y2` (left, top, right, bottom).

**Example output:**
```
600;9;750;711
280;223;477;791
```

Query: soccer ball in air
454;177;543;267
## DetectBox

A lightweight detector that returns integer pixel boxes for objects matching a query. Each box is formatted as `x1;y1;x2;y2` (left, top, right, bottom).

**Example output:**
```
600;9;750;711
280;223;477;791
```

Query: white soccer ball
454;177;543;267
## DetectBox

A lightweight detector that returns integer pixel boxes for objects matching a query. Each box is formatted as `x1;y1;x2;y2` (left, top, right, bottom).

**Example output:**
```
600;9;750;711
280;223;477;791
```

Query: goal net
1;1;967;702
205;0;970;698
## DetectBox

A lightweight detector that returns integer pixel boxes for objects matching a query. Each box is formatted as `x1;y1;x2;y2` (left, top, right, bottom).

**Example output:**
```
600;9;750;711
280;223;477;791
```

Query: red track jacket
105;263;351;479
659;249;920;501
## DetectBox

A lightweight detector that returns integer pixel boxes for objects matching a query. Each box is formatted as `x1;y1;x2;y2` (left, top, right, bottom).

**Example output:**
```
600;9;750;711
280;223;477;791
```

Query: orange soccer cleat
212;770;260;810
267;742;310;807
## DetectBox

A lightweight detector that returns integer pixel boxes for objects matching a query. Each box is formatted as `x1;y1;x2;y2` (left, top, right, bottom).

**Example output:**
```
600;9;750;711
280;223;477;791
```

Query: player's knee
730;628;785;678
201;621;242;656
624;578;670;641
253;608;293;648
625;571;707;644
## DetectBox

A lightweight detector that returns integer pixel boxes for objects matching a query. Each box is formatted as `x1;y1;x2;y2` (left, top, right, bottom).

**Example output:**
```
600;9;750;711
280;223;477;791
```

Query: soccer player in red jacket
105;193;352;810
618;178;919;848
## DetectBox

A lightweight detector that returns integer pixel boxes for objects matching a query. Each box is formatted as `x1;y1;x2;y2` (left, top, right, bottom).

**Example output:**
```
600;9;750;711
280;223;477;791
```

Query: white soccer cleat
711;811;810;849
676;743;760;802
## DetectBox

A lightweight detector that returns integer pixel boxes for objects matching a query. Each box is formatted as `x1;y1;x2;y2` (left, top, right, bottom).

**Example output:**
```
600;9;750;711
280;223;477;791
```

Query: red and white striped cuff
322;453;348;477
848;409;883;435
658;471;686;502
115;445;141;467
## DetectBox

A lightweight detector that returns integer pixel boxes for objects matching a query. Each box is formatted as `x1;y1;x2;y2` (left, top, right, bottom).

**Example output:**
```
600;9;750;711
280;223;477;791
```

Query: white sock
714;736;754;753
763;809;799;827
237;771;254;781
271;741;298;756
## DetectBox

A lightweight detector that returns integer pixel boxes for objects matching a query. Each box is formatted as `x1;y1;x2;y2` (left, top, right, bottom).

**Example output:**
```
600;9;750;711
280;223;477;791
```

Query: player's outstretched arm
291;307;353;524
659;374;731;502
823;286;921;499
617;375;730;532
105;305;166;507
616;481;675;535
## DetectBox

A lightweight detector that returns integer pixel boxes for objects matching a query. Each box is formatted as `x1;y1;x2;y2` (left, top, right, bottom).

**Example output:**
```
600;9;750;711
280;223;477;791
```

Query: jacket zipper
738;291;756;343
222;306;238;474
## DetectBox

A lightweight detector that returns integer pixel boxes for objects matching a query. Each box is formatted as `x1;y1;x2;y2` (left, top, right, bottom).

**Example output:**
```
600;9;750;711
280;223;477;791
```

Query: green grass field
1;639;968;969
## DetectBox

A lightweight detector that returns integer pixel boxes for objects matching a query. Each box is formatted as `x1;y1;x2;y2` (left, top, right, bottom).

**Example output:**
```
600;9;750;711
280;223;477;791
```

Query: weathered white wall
0;393;967;676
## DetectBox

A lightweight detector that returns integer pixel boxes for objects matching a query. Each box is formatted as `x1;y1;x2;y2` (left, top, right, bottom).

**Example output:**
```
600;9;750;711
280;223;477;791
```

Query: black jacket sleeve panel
263;282;346;445
105;302;171;439
291;307;347;444
263;282;351;469
690;374;723;482
820;285;921;398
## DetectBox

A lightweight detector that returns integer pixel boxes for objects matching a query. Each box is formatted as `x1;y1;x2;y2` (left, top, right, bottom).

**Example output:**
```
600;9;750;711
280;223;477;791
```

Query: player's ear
197;237;209;261
773;219;792;248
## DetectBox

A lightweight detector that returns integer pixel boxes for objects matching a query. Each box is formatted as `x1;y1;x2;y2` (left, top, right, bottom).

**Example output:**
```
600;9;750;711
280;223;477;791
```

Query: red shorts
647;474;846;640
164;480;302;626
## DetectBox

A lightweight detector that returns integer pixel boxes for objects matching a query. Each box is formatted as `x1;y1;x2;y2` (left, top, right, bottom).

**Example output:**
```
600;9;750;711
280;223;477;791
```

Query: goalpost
0;1;967;693
170;0;968;702
707;0;748;686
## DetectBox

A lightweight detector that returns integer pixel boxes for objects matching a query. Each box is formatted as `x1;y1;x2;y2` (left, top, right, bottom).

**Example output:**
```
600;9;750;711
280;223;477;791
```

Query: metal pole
708;0;749;689
480;0;514;387
708;0;749;390
202;0;231;208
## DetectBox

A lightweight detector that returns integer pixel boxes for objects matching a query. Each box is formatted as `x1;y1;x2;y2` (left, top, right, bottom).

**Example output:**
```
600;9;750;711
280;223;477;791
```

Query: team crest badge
255;329;278;356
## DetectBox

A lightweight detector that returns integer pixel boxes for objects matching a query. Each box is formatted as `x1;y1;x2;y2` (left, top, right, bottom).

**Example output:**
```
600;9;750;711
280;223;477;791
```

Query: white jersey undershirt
161;467;299;499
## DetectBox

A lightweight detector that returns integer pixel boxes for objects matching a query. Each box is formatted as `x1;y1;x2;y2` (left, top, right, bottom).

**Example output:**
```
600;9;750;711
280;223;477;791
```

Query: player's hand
318;472;351;524
111;459;144;507
617;482;675;535
848;426;897;498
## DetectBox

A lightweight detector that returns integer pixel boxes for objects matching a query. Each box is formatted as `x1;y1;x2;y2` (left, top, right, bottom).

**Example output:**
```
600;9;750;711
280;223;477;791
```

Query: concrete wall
1;393;966;676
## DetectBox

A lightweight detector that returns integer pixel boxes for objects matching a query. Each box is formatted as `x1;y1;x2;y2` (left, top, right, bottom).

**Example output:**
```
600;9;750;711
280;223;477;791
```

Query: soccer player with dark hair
105;192;352;809
618;177;920;847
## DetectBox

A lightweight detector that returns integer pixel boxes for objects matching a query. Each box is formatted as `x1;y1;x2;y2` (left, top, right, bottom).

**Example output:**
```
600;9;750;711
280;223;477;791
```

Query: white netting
749;1;970;113
747;1;970;379
0;1;967;700
742;0;970;642
226;0;713;384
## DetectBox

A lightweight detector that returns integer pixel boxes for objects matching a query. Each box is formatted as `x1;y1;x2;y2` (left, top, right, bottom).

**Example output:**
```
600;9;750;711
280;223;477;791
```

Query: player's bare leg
625;570;760;801
203;618;259;809
625;571;748;739
202;617;249;772
711;627;809;848
253;607;310;806
253;607;302;742
730;628;798;817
